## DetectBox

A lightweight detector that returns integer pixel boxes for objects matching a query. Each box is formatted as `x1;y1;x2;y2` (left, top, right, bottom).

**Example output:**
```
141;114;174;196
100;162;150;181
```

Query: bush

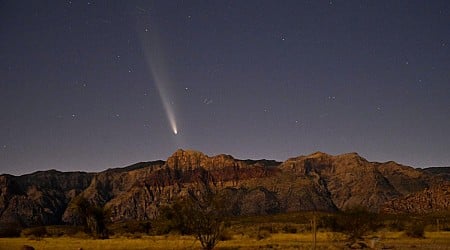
121;232;143;239
69;196;109;239
282;224;297;234
45;225;84;237
219;229;233;241
388;220;405;231
405;222;425;238
321;207;379;240
21;226;47;238
110;220;152;235
256;230;271;240
258;225;277;234
150;218;172;235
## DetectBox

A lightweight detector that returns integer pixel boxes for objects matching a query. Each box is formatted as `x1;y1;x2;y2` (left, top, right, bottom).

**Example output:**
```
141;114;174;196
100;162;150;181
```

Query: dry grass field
1;231;449;250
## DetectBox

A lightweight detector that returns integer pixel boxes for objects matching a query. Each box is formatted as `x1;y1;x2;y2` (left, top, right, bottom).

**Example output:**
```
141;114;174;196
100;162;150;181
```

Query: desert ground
1;231;450;250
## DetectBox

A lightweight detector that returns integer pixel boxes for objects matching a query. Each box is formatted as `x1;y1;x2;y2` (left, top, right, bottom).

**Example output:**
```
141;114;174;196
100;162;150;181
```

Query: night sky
1;1;449;175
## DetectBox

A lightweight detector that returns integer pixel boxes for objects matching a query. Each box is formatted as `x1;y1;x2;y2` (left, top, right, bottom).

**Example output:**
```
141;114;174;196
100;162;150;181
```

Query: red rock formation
0;150;447;226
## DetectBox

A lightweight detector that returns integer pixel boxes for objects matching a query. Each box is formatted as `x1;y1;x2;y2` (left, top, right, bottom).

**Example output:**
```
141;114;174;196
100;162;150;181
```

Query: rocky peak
280;152;366;174
376;161;430;195
307;151;331;159
165;149;208;170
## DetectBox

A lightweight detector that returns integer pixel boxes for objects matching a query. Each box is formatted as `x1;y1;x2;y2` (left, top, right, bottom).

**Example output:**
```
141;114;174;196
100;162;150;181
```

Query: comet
138;21;178;135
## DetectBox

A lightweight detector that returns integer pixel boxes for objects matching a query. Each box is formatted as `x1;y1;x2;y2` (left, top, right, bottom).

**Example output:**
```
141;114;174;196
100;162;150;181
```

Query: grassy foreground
1;231;450;250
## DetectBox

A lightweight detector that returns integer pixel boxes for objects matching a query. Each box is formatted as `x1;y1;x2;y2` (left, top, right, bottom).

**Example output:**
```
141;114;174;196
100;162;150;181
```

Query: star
203;98;213;105
71;114;77;118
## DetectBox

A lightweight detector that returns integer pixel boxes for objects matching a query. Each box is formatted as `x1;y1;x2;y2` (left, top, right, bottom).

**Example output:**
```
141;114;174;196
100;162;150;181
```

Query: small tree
323;207;378;241
405;220;425;238
165;189;230;250
70;196;109;239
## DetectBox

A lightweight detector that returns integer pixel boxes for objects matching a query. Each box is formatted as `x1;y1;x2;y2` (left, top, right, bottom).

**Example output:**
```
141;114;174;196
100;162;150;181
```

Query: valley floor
1;232;450;250
0;232;450;250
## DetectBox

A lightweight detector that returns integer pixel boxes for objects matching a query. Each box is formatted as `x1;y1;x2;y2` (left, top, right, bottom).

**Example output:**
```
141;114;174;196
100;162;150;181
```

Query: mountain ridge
1;149;449;227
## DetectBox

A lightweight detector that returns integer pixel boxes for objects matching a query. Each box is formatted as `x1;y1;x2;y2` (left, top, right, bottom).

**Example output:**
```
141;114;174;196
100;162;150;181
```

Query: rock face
0;170;92;226
280;152;404;211
382;184;450;214
0;150;447;227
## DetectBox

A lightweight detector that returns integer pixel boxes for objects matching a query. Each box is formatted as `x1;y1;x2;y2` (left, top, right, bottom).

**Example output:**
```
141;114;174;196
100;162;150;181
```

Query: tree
70;196;109;239
322;207;379;241
164;188;230;250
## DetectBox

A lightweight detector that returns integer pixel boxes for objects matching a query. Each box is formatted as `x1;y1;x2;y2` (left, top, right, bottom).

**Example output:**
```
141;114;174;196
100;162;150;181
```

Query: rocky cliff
0;170;92;226
0;150;447;227
382;184;450;213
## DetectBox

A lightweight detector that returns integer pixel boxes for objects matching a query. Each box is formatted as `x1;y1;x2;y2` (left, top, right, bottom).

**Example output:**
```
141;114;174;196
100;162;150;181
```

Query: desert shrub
388;219;405;231
151;203;195;235
45;226;63;237
405;221;425;238
258;225;277;234
0;223;22;237
111;220;152;235
121;232;143;239
45;225;83;237
256;229;271;240
320;215;339;231
139;221;152;234
151;218;173;235
282;224;297;234
21;226;47;238
69;196;109;239
71;231;90;239
322;207;379;240
219;229;233;241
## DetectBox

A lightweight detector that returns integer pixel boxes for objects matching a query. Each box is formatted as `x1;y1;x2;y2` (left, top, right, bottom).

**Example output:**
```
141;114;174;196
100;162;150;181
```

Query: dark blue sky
1;1;449;175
